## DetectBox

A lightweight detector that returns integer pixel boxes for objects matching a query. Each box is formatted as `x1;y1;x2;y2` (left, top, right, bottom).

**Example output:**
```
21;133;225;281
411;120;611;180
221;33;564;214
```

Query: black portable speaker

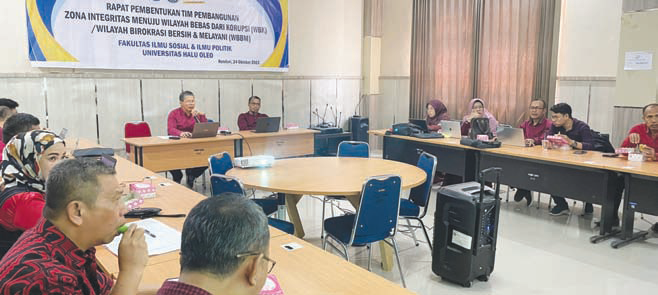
350;116;369;142
432;168;502;288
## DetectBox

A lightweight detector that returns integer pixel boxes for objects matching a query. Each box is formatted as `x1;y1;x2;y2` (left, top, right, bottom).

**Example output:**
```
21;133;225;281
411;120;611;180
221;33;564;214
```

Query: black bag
468;118;494;139
460;138;502;149
590;130;615;153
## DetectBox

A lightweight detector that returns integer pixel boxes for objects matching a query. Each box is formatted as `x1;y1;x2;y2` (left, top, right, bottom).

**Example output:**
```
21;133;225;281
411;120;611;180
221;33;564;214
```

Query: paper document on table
104;218;181;256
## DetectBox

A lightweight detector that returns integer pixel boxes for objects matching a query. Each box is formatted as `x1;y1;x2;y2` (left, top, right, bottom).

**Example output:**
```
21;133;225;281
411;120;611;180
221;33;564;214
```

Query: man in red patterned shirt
0;158;148;294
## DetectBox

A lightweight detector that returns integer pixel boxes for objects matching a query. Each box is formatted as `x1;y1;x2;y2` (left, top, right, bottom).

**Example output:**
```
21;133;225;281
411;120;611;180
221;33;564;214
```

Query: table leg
285;194;305;238
344;195;394;272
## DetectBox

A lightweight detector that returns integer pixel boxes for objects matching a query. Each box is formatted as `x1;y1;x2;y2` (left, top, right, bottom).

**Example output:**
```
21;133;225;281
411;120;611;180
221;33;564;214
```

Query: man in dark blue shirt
547;103;595;216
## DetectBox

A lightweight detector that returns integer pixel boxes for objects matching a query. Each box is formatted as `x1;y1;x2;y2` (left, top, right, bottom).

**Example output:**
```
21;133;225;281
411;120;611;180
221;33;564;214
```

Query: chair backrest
349;175;402;245
208;152;233;175
409;152;437;211
210;174;245;197
337;141;369;158
124;122;152;153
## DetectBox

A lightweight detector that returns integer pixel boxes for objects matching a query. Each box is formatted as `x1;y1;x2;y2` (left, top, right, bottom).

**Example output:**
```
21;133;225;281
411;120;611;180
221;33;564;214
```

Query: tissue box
628;152;645;162
260;274;284;295
130;182;156;199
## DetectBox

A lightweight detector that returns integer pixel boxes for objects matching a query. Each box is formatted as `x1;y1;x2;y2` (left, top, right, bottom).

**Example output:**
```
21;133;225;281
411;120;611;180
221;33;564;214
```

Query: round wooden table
227;157;426;271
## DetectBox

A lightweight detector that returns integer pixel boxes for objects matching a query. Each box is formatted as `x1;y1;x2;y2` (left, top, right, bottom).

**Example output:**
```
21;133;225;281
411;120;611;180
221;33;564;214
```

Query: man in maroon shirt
157;193;271;295
513;99;552;205
237;96;269;131
0;158;148;294
167;90;209;188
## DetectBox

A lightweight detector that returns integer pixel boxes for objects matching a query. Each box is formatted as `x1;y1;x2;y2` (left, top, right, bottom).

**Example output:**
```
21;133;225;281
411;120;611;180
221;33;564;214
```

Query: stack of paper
105;218;181;256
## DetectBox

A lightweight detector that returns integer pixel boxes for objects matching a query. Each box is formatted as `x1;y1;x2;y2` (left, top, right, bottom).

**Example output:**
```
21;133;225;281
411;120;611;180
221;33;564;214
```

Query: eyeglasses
529;106;545;110
236;252;276;273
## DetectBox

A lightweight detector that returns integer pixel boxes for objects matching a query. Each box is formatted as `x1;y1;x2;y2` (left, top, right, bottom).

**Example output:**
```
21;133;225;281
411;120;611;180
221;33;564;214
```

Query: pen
118;224;157;238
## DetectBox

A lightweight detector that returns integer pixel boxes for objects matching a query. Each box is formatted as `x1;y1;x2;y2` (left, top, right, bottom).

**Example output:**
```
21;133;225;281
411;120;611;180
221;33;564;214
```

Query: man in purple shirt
547;103;595;216
157;193;272;295
513;99;553;205
167;91;209;188
237;96;269;131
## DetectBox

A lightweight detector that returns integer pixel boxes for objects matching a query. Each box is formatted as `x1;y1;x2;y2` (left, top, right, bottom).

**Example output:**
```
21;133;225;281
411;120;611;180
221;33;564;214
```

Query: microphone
329;106;338;127
193;111;201;123
321;104;329;125
353;94;365;116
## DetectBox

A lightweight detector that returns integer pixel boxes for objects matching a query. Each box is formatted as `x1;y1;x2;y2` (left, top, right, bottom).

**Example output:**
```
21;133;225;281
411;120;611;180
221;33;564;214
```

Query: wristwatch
571;140;578;148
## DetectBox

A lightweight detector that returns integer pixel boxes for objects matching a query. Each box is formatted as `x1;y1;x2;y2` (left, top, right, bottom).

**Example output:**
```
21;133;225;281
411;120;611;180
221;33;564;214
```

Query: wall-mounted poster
26;0;289;71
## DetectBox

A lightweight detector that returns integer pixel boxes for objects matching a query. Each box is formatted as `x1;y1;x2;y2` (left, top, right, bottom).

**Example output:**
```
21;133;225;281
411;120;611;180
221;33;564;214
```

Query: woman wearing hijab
0;130;66;258
461;98;499;136
426;99;450;132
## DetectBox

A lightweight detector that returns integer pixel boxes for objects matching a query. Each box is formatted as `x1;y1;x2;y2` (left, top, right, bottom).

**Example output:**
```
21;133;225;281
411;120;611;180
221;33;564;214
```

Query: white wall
0;0;364;148
555;0;623;137
557;0;623;77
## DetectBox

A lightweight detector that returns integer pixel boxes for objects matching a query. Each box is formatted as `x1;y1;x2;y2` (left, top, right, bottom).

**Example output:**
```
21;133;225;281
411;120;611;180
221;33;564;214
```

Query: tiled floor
187;170;658;295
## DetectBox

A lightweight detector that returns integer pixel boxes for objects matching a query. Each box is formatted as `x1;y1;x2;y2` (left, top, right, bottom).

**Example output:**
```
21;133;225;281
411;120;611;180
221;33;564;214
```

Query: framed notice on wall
26;0;289;72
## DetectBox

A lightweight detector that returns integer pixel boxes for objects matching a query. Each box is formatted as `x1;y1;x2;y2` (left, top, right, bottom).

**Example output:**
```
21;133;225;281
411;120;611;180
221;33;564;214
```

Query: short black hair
531;99;547;109
179;90;195;102
180;193;269;277
44;158;117;219
0;98;19;110
642;103;658;115
3;113;40;144
0;106;12;121
550;103;572;119
248;96;261;103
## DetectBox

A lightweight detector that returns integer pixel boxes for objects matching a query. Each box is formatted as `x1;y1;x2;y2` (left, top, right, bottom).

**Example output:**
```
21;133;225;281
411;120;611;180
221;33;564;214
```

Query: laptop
254;117;281;133
440;120;462;138
497;127;526;147
191;122;220;138
409;119;429;133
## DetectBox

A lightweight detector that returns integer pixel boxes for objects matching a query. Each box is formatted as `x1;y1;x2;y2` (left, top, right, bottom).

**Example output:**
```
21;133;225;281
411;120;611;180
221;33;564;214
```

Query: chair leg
367;244;372;271
506;186;510;202
536;193;541;209
330;199;336;217
341;243;350;262
548;195;552;209
406;218;419;247
417;218;433;251
391;237;406;288
323;235;328;250
321;197;327;239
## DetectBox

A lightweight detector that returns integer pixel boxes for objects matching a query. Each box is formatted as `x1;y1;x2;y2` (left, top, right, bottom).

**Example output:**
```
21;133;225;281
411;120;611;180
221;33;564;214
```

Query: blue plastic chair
210;174;279;217
337;141;370;158
322;175;406;287
208;152;233;175
399;152;436;251
321;141;370;238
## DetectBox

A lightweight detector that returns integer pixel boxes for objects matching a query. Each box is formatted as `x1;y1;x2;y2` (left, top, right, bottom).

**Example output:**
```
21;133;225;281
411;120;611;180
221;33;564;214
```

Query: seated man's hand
640;145;656;161
629;133;641;145
525;139;535;147
118;224;148;275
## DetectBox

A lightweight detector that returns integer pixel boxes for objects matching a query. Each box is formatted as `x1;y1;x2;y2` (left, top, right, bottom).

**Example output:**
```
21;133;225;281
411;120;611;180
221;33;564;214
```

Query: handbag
468;118;494;139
